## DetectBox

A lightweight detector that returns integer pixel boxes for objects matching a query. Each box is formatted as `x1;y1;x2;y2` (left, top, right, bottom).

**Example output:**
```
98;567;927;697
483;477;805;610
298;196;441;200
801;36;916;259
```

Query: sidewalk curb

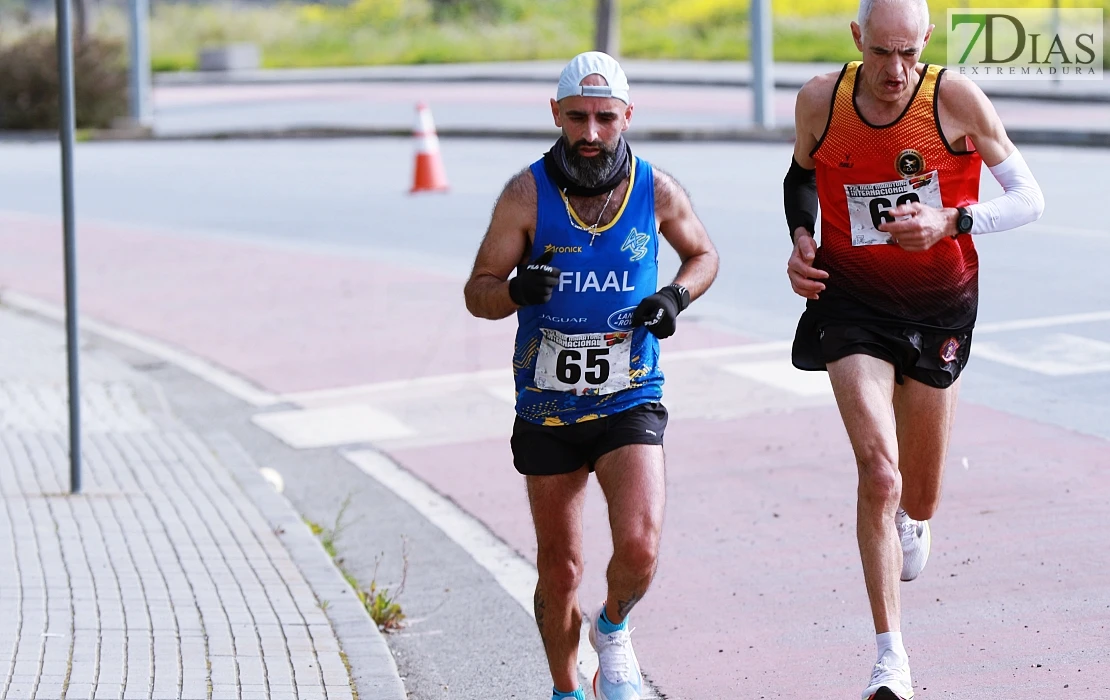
59;124;1110;148
208;434;409;700
153;62;1110;104
0;292;408;700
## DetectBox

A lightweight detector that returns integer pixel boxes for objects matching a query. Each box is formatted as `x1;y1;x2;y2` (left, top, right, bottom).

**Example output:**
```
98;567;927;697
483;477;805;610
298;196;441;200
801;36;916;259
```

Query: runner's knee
613;528;660;579
855;447;901;507
537;553;583;598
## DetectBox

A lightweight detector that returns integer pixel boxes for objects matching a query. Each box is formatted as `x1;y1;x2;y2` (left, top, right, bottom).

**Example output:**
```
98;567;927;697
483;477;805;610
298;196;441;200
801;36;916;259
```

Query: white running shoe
898;516;931;582
588;606;643;700
861;657;914;700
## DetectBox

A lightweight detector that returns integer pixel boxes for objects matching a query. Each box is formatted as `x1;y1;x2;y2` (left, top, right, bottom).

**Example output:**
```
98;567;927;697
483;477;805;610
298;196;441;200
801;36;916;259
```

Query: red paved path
0;212;744;393
2;210;1107;698
391;405;1109;698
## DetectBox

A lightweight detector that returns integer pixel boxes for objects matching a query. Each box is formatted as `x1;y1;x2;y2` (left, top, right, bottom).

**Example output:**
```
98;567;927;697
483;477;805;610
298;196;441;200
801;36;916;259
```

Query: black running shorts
510;402;668;476
792;310;972;389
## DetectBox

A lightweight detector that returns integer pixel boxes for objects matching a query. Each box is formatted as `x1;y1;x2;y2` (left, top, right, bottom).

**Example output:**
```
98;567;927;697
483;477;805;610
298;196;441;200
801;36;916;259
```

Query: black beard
562;137;618;189
542;134;631;197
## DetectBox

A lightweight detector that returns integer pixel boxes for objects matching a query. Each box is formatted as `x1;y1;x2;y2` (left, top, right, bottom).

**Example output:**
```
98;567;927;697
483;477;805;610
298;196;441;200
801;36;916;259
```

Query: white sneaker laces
868;658;911;697
898;518;919;544
870;661;902;684
597;627;636;683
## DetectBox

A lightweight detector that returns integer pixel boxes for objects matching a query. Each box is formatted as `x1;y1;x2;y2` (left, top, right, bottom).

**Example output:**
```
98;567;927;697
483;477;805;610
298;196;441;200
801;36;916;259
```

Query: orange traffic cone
410;102;449;194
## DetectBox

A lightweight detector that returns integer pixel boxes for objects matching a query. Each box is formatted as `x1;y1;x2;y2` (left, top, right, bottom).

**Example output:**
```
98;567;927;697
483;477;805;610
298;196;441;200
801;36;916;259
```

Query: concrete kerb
207;433;408;700
59;125;1110;148
153;60;1110;104
0;293;408;700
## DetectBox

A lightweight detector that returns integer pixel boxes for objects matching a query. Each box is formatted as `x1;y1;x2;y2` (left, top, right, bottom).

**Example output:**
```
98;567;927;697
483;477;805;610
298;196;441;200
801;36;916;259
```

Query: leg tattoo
534;586;547;637
617;592;643;620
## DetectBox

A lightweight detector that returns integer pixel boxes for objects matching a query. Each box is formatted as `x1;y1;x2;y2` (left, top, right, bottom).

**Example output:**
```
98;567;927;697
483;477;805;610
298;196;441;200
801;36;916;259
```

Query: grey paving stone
0;307;397;699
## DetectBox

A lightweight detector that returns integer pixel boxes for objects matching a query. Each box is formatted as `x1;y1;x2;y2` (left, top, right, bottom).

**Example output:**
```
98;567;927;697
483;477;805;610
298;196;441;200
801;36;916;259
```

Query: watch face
958;214;973;232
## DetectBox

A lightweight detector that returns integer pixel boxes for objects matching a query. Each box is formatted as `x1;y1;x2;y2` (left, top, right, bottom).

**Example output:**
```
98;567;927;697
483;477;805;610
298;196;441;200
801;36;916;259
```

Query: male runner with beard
783;1;1044;698
464;52;718;700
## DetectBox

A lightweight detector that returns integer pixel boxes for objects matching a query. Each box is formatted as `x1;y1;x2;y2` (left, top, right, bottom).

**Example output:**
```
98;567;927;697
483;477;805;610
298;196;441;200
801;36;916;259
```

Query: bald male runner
465;52;718;700
783;1;1044;698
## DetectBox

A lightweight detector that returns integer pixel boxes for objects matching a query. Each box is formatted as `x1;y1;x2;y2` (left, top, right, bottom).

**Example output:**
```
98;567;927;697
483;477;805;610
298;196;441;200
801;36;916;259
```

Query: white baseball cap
556;52;630;104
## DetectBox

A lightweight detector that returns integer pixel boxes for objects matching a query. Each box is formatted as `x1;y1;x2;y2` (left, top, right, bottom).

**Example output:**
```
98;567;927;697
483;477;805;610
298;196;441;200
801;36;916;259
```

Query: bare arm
786;74;836;298
463;169;537;320
653;167;718;300
792;73;837;171
937;71;1015;167
883;72;1038;249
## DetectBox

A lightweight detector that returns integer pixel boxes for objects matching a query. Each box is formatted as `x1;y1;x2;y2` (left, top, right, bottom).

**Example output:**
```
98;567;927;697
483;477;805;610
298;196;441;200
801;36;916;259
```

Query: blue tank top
513;155;664;425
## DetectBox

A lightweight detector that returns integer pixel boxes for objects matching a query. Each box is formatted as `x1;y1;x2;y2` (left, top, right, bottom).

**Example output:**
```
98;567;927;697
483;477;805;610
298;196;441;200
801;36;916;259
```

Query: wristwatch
955;206;974;235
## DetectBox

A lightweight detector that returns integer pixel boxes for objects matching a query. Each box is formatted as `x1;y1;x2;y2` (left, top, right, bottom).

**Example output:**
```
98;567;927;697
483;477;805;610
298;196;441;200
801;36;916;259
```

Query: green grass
303;499;408;633
2;0;1105;70
304;517;339;559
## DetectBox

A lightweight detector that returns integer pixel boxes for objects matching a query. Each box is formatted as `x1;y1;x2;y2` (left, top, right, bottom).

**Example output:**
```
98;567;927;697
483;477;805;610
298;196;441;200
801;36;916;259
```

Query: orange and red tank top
811;62;983;330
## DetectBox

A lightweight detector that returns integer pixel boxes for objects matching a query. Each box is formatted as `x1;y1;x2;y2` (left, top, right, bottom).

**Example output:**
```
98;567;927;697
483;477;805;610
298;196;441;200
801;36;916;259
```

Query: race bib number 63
534;328;632;396
845;171;943;246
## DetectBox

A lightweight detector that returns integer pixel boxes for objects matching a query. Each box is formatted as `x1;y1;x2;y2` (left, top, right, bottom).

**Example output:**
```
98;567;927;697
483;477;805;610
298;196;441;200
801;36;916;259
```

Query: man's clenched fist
509;249;560;306
632;284;690;339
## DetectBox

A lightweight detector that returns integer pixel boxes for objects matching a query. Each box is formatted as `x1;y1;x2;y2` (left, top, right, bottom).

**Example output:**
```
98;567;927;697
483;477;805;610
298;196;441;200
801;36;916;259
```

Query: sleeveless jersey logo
607;305;637;331
621;228;650;262
545;244;583;254
557;270;636;293
939;337;960;364
896;149;925;178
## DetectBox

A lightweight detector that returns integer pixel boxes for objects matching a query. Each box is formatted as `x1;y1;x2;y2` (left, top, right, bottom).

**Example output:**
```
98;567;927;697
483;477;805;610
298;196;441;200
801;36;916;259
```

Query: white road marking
11;285;1110;414
252;404;416;448
279;368;508;404
344;449;604;689
485;384;518;406
1;291;279;407
660;340;793;361
279;342;794;406
346;450;536;613
722;359;834;397
973;333;1110;376
976;310;1110;334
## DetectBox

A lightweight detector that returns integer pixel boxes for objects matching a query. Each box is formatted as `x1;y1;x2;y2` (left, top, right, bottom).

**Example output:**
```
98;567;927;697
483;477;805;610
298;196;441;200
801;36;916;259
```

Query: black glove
509;249;560;306
631;284;690;339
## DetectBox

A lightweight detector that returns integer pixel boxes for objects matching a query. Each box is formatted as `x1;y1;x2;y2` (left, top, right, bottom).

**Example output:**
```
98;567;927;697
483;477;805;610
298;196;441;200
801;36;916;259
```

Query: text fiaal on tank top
557;270;637;293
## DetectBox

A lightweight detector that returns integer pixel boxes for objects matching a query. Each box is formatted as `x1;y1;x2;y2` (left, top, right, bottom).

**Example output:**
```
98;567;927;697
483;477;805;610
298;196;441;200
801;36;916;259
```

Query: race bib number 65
845;171;943;246
534;328;632;396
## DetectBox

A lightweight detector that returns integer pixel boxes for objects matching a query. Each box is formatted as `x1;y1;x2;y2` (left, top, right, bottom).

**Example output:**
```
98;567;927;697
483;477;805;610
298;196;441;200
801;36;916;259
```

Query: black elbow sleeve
783;157;818;241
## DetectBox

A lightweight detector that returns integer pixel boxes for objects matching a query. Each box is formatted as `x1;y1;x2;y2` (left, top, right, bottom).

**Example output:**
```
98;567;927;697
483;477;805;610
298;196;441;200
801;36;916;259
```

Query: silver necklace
561;187;615;246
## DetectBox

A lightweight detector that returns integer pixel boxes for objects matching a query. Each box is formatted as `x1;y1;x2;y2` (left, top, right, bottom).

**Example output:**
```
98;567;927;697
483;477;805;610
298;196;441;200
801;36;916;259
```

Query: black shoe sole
871;687;910;700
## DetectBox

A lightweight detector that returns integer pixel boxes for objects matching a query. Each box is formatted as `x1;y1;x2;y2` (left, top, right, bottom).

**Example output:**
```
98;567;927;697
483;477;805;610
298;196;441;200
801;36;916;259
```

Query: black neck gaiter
542;135;632;197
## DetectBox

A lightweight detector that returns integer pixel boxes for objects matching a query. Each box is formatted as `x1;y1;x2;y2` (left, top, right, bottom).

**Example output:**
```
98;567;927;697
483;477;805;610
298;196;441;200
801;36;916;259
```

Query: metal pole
595;0;620;57
54;0;82;494
751;0;774;128
128;0;152;126
1050;0;1061;86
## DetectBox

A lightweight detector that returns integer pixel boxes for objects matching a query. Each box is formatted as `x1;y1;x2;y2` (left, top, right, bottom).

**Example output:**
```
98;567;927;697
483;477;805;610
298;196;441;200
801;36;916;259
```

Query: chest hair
566;179;631;230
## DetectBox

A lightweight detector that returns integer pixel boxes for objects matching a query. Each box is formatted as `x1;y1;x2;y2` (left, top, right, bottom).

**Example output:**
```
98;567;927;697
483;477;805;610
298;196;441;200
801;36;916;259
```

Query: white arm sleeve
967;148;1045;234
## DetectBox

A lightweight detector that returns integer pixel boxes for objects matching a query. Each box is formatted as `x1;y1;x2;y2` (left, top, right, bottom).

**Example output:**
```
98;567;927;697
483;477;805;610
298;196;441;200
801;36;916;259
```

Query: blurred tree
0;33;127;129
429;0;504;21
